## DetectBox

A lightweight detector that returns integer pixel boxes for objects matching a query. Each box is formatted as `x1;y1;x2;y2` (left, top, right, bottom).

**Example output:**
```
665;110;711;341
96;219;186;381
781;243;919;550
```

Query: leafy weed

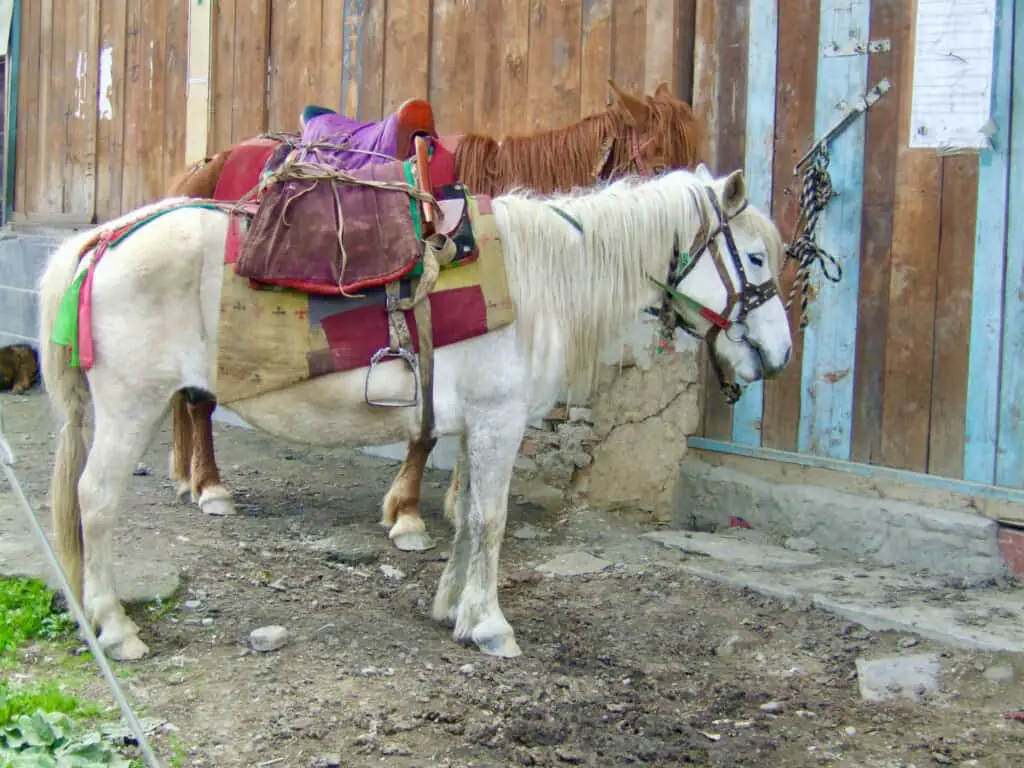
0;578;75;656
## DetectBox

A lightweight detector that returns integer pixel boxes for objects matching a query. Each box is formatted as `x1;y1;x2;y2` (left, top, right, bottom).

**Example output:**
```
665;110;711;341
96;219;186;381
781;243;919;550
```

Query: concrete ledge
674;460;1006;584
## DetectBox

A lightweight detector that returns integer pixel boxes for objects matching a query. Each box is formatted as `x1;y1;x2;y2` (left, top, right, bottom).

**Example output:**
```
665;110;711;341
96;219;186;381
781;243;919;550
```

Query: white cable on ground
0;402;162;768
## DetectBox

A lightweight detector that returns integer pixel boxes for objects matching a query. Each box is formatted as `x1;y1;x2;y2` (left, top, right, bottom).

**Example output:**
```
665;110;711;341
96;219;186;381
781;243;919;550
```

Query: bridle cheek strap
595;128;657;181
657;189;779;404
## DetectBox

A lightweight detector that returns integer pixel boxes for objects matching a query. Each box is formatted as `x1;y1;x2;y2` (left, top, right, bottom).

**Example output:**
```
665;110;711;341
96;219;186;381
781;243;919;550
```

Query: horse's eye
749;252;765;268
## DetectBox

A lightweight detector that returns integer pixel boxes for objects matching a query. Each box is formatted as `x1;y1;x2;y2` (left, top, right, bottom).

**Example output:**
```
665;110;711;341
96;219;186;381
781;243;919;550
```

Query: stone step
674;459;1006;584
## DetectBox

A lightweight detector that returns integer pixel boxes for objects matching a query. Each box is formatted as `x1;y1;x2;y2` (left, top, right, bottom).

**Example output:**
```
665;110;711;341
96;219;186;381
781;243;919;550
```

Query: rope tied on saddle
292;137;404;168
784;144;843;330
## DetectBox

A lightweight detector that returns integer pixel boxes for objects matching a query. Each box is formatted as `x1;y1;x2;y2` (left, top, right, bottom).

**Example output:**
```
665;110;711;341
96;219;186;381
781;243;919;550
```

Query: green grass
0;679;102;727
0;577;75;656
0;577;147;767
0;576;98;731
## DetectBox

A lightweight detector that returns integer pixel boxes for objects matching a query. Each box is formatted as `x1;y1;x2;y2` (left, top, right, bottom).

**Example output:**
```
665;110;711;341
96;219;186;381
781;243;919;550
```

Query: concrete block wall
0;230;65;346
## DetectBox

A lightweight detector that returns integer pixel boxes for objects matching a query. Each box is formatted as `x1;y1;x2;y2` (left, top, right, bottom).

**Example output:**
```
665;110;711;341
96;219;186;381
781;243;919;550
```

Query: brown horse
166;80;705;550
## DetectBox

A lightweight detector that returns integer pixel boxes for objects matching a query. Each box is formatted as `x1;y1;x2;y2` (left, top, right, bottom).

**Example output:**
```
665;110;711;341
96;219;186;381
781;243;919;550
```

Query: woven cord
785;145;844;329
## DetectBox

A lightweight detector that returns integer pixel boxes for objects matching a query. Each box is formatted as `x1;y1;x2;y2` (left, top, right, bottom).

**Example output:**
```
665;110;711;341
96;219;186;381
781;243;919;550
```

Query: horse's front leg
435;414;523;658
381;436;437;551
186;396;236;516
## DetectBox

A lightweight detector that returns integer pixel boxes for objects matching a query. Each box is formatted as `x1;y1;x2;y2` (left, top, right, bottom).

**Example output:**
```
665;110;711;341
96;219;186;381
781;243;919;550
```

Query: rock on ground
855;653;941;703
535;551;611;576
249;625;289;652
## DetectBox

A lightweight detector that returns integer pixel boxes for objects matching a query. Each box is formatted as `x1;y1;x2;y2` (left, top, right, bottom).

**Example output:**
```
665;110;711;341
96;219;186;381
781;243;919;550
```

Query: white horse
38;164;791;661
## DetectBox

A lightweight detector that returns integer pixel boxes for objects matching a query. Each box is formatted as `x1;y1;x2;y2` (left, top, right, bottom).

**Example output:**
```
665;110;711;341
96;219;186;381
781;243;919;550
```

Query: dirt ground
3;391;1024;767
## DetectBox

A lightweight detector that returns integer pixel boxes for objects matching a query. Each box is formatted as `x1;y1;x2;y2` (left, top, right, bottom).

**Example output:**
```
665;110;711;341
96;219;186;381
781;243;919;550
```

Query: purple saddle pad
297;112;400;171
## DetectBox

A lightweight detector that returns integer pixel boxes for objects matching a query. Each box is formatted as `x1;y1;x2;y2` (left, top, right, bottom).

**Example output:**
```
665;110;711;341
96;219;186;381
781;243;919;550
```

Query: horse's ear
608;79;650;128
653;82;673;101
694;162;714;182
716;169;748;218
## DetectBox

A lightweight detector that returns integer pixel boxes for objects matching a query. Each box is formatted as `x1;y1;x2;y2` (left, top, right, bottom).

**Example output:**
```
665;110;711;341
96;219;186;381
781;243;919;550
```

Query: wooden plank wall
692;0;1017;487
14;0;189;223
14;0;696;222
13;0;1023;492
988;0;1024;488
205;0;696;144
963;0;1014;486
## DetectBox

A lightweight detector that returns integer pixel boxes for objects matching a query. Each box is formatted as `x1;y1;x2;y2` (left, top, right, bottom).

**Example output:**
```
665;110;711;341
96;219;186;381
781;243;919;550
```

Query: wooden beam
3;0;21;222
185;0;212;164
760;0;821;452
964;0;1016;483
995;1;1024;487
731;0;777;447
850;0;900;465
797;0;871;460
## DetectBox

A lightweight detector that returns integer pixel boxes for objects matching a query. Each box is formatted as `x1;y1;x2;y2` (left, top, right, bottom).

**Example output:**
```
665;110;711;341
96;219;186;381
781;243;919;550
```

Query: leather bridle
593;128;659;182
590;127;779;403
647;186;779;404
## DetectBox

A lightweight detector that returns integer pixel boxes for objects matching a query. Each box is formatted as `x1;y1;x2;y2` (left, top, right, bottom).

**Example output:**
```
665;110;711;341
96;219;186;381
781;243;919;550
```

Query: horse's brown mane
453;97;704;197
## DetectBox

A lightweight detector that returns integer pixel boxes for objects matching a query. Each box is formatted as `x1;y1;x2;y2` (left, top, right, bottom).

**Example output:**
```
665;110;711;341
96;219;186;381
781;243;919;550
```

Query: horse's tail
38;237;92;603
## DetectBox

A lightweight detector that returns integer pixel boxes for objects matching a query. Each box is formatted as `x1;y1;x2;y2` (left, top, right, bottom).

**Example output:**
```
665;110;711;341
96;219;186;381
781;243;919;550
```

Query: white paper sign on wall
909;0;998;151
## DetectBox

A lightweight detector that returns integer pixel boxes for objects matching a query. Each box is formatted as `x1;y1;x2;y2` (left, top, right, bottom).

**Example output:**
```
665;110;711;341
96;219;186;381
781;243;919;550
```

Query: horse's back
167;151;231;199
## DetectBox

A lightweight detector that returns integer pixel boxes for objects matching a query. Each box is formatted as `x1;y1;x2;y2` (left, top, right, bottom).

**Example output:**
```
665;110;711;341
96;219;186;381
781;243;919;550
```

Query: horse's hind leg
185;395;235;516
381;436;436;552
169;393;193;500
80;391;169;661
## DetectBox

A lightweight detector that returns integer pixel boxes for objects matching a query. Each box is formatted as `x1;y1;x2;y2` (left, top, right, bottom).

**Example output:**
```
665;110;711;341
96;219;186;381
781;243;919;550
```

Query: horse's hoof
474;632;522;658
103;635;150;661
388;515;434;552
174;481;191;503
198;486;236;516
200;497;236;517
391;530;436;553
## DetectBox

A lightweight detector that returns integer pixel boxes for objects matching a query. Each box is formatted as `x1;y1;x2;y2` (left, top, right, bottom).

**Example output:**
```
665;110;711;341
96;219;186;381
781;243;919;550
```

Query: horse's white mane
491;169;782;386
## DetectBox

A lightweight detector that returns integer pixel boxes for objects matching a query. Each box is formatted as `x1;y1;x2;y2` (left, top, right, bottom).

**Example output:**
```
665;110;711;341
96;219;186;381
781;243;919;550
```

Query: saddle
211;95;459;294
215;103;497;431
297;98;438;171
233;134;465;295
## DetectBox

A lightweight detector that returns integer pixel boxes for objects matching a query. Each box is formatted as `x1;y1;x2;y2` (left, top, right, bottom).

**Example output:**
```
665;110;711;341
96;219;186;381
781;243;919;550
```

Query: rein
785;144;842;329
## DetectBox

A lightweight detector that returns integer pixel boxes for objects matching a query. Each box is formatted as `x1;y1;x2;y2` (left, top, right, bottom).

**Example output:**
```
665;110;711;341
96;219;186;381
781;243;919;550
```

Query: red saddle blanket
214;192;514;405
